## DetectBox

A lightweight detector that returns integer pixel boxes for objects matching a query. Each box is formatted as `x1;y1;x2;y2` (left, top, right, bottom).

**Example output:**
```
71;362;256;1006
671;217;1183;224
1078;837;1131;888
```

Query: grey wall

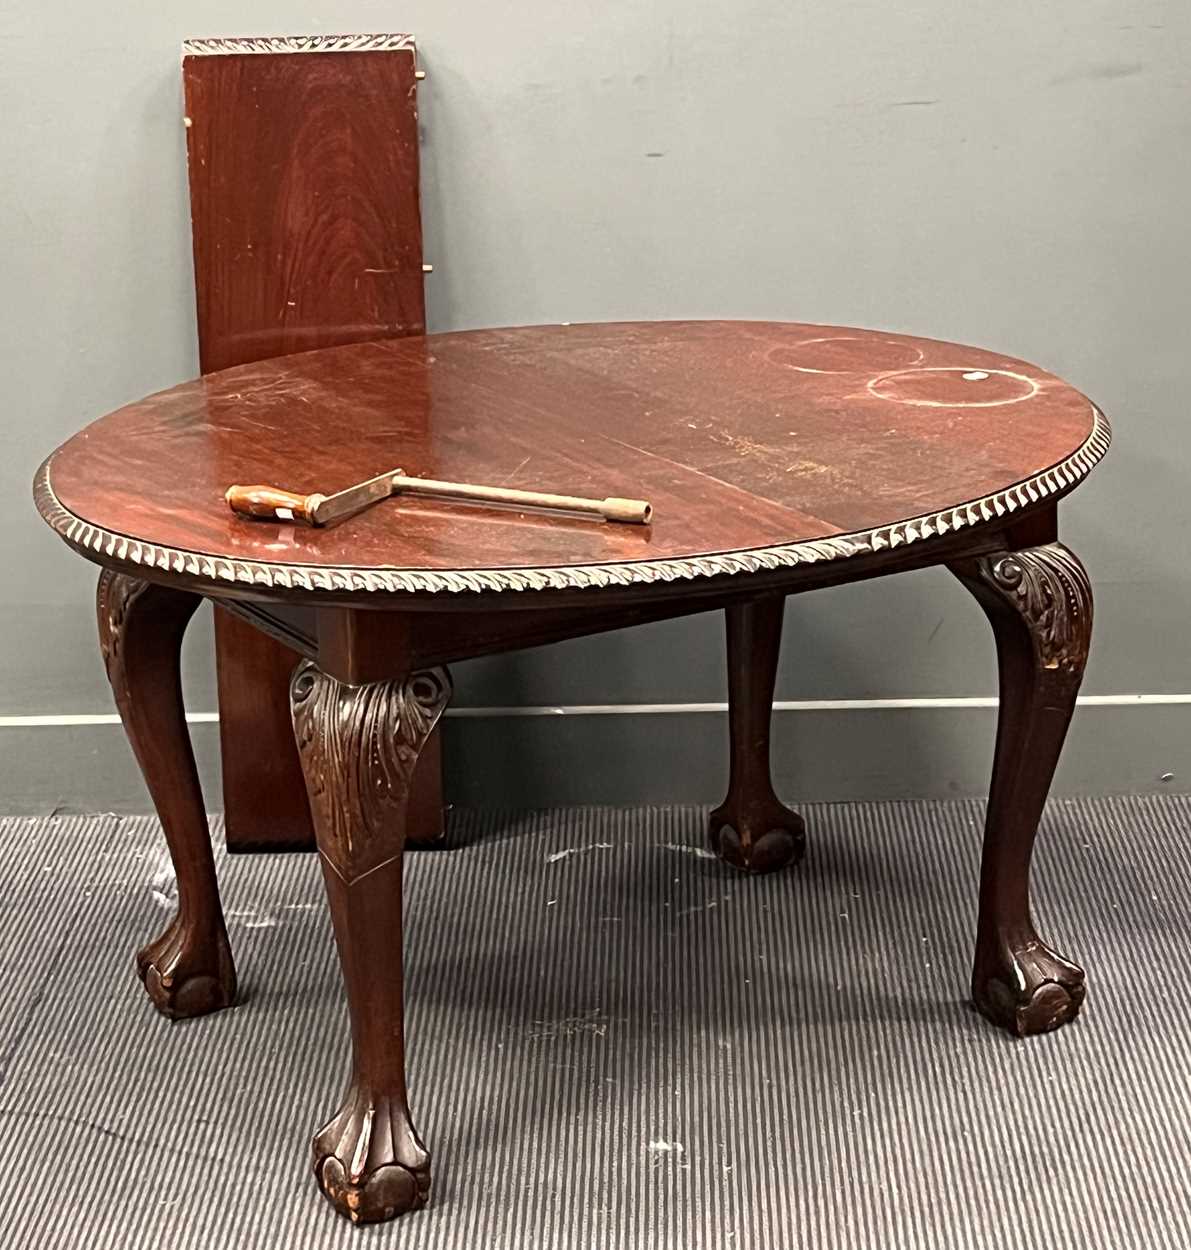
2;2;1188;814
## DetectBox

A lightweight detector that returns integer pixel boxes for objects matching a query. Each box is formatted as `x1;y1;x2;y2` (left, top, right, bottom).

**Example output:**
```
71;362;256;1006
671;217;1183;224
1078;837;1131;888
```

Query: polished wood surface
35;319;1111;1226
290;659;451;1222
951;543;1092;1034
47;322;1099;586
709;597;806;873
182;37;433;852
97;571;236;1017
212;613;318;851
183;43;425;373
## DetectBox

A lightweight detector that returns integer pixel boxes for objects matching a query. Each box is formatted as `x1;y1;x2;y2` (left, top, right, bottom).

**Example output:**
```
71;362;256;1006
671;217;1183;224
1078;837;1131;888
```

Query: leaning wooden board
181;34;436;850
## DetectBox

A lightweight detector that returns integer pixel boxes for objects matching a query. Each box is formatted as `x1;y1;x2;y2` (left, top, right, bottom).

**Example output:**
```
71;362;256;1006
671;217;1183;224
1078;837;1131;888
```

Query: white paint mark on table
501;455;531;485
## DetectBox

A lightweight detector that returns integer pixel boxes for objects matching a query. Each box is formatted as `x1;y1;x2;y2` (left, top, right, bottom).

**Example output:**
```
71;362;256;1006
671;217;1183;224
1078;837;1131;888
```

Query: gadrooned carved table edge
181;34;417;56
33;405;1110;599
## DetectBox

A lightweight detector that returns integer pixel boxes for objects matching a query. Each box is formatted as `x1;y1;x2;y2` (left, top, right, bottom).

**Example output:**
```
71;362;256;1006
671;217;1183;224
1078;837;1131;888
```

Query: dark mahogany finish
951;544;1092;1034
35;320;1110;1224
710;597;807;873
46;323;1098;580
211;619;316;850
96;570;236;1018
183;41;425;372
290;659;450;1222
182;36;438;852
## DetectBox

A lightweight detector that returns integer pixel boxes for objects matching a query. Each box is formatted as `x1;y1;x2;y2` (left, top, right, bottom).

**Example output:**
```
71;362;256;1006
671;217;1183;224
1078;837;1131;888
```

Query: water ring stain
768;336;925;375
867;367;1040;408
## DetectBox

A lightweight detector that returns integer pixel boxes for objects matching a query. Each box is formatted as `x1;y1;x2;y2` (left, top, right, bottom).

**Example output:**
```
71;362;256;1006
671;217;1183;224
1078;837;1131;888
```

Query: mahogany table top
35;321;1109;597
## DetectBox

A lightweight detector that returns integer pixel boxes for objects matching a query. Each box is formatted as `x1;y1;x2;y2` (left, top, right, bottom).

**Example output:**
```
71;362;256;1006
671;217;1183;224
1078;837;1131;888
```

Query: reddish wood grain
212;612;318;849
48;321;1100;578
183;48;425;372
37;318;1106;1229
182;41;430;851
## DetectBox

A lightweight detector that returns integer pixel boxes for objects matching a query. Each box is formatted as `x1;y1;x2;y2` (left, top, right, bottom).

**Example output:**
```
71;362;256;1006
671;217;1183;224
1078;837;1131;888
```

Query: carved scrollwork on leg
97;568;151;681
950;542;1092;1037
973;545;1092;675
290;660;450;1223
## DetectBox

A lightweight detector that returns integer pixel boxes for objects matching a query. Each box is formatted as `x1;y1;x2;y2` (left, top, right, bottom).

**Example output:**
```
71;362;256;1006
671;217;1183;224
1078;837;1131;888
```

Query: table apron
212;513;1045;684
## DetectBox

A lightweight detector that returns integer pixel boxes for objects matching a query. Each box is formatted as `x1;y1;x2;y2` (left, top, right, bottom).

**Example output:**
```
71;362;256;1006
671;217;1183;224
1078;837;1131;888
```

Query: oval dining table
33;320;1110;1224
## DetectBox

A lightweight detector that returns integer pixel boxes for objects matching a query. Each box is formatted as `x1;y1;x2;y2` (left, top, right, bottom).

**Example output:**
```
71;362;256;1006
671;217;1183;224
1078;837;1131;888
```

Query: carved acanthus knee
290;660;450;1223
965;543;1092;677
290;662;452;879
951;540;1092;1036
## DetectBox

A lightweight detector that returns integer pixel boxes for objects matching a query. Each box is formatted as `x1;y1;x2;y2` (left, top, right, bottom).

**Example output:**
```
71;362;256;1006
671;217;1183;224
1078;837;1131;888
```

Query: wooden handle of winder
224;485;326;525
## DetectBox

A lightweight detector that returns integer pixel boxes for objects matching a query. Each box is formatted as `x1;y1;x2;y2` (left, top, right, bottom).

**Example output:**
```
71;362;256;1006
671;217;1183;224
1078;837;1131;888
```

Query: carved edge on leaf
182;34;415;56
290;662;451;881
36;406;1110;598
976;543;1093;673
96;569;150;681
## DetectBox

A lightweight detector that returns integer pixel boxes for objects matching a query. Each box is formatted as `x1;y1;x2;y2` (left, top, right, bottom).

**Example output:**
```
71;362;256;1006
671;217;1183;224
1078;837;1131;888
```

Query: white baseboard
1;692;1188;728
2;698;1185;814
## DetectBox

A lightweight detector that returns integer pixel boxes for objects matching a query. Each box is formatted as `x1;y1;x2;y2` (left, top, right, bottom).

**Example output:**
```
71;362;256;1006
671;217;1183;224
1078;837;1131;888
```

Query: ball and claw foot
135;918;237;1021
708;797;807;874
314;1088;431;1225
972;936;1086;1037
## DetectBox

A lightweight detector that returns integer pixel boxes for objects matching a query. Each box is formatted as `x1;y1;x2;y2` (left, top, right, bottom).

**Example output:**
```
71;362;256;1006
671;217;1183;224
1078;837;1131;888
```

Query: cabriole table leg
96;571;236;1019
290;659;451;1224
709;596;806;873
950;542;1092;1036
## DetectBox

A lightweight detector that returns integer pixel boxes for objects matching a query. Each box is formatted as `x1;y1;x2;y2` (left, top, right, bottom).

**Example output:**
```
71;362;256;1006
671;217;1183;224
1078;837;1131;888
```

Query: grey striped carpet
0;797;1189;1249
